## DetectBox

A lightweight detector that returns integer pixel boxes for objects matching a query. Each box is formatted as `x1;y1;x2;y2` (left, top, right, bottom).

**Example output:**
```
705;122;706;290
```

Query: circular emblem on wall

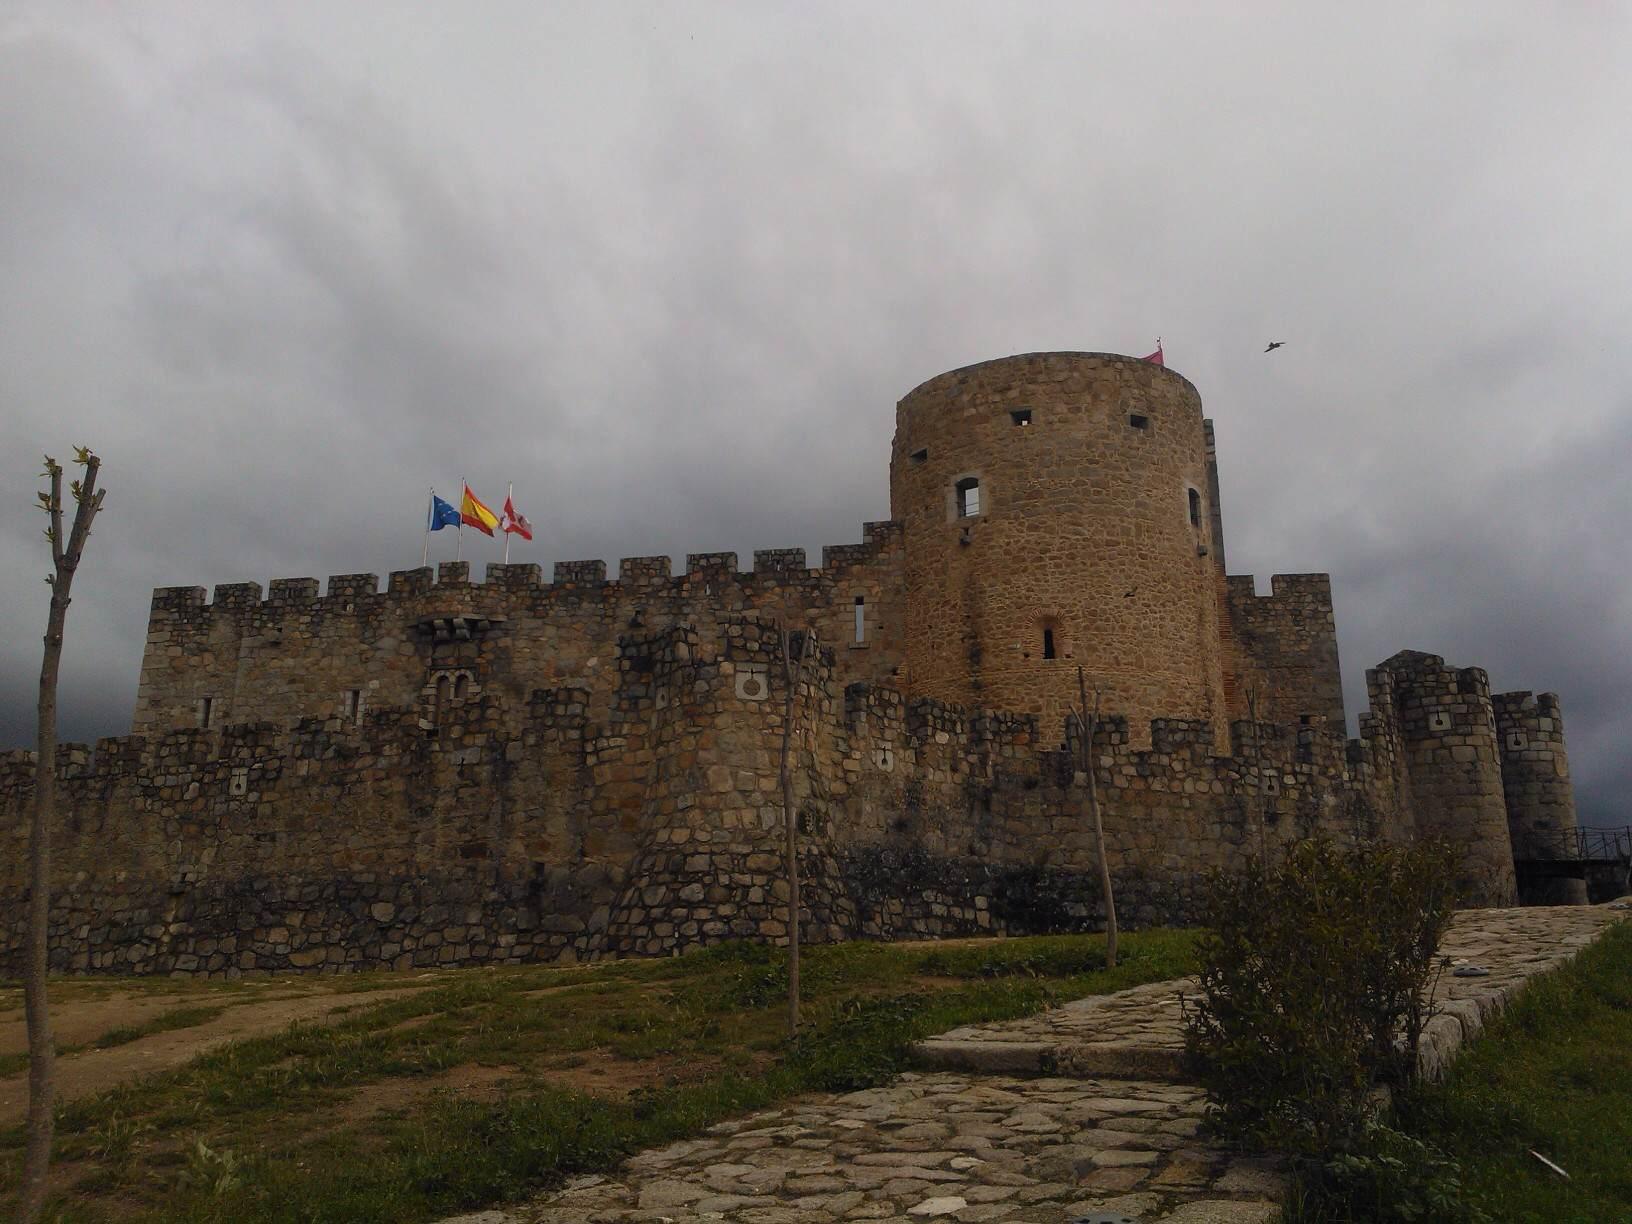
735;664;769;702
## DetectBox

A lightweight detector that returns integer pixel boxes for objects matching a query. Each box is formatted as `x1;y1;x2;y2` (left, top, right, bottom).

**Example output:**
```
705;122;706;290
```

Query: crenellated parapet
131;520;908;739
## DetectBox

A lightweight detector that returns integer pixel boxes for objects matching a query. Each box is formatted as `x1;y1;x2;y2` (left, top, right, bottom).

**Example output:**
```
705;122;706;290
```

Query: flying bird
1123;589;1137;599
1264;341;1286;353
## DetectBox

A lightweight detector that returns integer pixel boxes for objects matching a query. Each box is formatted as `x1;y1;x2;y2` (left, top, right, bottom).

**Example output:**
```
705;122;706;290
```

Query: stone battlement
151;521;908;616
132;521;908;737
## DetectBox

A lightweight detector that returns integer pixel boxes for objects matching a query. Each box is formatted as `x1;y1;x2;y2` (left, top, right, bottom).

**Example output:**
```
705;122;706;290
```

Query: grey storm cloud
2;4;1629;823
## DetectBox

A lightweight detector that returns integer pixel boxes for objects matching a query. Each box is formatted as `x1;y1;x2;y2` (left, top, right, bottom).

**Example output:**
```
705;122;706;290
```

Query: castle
0;352;1587;978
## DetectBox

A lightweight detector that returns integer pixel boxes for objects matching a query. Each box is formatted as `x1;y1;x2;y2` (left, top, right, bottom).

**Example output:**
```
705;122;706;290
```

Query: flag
1141;342;1164;366
460;483;499;536
500;494;533;540
428;493;462;531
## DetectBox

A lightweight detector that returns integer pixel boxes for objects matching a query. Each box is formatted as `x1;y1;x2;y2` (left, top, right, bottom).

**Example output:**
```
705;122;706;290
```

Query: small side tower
1493;691;1588;905
890;352;1230;744
1378;652;1516;906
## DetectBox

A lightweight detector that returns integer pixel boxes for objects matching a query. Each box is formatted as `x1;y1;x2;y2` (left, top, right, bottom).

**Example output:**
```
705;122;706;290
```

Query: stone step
911;906;1629;1086
912;1035;1187;1081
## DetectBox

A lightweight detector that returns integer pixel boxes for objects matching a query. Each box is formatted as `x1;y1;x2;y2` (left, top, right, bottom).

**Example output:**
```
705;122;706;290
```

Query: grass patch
1287;918;1632;1222
0;929;1194;1222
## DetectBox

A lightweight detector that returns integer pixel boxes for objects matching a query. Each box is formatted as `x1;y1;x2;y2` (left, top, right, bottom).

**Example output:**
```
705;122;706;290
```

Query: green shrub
1298;1123;1491;1224
1183;837;1460;1155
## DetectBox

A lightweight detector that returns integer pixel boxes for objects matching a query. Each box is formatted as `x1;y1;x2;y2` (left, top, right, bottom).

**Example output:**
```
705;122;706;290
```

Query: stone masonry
0;352;1588;975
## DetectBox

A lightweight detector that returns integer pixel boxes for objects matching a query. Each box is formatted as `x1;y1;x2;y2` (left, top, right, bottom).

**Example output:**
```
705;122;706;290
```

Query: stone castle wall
131;522;907;738
3;615;1452;979
1223;573;1346;729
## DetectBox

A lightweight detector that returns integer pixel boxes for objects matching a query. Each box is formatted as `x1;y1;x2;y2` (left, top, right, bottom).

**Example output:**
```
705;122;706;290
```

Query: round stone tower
891;352;1230;745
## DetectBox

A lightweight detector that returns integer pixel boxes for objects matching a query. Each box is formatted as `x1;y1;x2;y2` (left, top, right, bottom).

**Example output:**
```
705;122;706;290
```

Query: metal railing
1515;825;1632;863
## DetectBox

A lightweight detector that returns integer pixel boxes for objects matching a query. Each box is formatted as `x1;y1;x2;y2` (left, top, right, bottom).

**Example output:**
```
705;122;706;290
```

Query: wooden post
779;623;814;1036
1247;684;1266;860
1077;666;1117;969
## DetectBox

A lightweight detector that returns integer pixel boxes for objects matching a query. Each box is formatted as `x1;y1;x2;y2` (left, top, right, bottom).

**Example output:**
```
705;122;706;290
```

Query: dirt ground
0;958;696;1134
0;980;437;1126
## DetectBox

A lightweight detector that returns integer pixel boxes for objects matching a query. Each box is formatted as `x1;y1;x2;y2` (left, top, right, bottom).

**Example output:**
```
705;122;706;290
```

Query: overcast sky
2;4;1628;825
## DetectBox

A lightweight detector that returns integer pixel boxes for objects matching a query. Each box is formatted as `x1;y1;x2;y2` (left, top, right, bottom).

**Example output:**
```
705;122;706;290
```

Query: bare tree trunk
779;624;813;1037
21;449;104;1224
1247;685;1266;860
1077;667;1117;970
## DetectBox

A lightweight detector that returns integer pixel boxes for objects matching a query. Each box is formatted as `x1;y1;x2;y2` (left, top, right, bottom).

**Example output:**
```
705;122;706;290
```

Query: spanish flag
460;483;500;536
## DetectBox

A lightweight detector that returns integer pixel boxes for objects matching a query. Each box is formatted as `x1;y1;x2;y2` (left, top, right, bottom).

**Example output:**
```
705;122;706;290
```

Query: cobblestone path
445;903;1626;1224
913;904;1623;1082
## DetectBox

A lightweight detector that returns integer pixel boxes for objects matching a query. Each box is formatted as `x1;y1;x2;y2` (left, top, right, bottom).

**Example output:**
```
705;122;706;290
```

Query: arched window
1042;627;1056;660
1188;487;1202;528
435;674;451;717
955;477;981;518
454;672;471;700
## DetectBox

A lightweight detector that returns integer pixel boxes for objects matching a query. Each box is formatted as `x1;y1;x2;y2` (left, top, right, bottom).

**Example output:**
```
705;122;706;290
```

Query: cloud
2;4;1629;827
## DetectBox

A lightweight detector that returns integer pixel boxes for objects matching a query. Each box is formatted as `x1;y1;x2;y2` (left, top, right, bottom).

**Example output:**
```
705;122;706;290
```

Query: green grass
1287;919;1632;1223
0;929;1196;1223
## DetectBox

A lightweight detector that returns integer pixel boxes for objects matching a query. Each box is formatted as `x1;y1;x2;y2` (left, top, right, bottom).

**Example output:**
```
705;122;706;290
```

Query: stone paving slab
478;1072;1282;1223
912;904;1625;1082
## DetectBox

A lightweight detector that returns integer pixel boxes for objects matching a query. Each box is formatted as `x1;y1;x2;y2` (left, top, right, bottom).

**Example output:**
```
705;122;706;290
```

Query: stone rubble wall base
0;850;1207;978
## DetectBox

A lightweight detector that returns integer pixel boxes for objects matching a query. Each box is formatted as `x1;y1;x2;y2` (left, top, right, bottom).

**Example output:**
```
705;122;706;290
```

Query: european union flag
428;493;462;531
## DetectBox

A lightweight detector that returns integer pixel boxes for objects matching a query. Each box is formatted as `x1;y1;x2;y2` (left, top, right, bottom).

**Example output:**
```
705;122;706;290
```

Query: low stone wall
12;865;620;977
5;849;1193;980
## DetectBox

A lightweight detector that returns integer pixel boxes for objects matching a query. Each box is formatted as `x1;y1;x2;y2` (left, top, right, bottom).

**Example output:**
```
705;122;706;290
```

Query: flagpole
456;477;464;562
503;482;513;565
422;487;433;568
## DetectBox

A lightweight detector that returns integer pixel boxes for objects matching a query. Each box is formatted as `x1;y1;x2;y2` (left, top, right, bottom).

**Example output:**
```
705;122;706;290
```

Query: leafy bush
1300;1123;1491;1224
1183;837;1460;1155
